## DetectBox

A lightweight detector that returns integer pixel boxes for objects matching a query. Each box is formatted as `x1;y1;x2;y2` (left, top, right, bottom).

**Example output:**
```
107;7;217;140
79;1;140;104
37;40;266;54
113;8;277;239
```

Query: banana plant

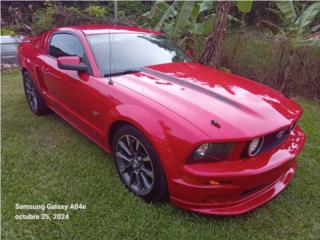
265;1;320;47
142;0;242;51
236;0;253;14
143;1;214;38
261;0;320;93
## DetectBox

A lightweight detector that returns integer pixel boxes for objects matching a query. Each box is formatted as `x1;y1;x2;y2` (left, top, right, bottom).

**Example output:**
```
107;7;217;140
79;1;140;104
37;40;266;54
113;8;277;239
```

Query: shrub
0;28;16;36
85;5;107;18
31;3;57;34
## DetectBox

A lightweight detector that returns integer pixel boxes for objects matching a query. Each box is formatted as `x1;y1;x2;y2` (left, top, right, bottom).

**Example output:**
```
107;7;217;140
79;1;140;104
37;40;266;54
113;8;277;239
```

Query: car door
41;32;106;142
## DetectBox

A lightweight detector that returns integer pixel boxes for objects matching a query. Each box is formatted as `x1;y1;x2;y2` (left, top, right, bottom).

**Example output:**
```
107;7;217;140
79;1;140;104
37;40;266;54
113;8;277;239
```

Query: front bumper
169;126;306;216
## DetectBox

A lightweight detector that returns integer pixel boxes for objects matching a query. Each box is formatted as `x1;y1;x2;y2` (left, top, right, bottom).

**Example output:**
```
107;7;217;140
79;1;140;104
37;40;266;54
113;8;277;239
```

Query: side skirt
47;103;112;155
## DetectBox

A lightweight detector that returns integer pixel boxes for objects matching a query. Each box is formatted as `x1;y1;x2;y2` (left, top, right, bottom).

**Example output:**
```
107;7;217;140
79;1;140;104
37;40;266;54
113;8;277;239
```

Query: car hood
115;62;303;141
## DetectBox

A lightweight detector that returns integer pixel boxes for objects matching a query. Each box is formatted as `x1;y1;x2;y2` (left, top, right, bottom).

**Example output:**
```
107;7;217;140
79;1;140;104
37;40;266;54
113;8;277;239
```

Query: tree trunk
200;1;231;68
280;49;295;94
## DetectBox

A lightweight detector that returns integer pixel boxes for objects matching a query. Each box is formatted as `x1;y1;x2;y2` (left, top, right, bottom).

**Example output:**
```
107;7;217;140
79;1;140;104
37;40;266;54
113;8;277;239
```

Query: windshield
86;33;193;76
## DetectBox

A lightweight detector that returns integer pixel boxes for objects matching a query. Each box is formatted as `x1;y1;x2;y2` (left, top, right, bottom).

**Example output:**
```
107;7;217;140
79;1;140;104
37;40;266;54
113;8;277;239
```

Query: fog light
183;176;207;184
248;137;264;157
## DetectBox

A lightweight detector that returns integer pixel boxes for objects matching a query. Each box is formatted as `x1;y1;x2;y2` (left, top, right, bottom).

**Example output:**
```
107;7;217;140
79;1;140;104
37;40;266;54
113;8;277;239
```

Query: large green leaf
191;1;214;25
193;14;216;36
155;1;180;31
199;0;214;13
236;0;253;14
172;1;195;40
191;2;200;23
142;1;169;19
276;1;297;23
295;2;320;36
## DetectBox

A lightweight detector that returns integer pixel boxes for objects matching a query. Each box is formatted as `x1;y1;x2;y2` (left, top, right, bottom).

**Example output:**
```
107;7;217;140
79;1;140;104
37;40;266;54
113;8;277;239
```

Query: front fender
106;104;171;153
104;103;206;180
105;104;175;175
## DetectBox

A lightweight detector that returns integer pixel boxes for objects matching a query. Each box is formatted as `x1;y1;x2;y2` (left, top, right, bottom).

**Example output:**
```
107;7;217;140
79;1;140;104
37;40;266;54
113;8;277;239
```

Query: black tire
112;125;168;202
23;71;50;115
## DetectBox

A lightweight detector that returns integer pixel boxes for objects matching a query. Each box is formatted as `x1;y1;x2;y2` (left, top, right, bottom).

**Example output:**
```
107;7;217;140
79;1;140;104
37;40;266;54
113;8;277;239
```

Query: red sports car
18;25;306;215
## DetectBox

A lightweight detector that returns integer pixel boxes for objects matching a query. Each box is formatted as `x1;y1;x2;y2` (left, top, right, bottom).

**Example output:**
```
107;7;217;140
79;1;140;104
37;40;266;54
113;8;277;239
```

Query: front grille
241;127;291;159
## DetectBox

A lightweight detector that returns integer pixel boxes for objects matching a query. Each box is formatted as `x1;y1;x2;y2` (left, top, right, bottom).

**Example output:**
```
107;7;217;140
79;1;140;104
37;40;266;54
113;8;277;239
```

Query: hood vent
211;120;221;128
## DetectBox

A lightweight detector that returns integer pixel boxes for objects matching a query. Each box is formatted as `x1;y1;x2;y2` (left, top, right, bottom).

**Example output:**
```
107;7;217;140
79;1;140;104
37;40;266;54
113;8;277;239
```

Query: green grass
1;69;320;239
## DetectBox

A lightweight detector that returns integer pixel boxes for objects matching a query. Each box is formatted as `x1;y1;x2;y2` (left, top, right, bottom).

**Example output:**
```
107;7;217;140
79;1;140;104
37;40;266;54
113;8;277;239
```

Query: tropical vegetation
1;1;319;98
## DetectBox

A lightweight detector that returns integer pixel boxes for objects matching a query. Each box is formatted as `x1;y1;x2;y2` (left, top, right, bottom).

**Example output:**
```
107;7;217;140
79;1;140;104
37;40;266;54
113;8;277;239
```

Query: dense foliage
141;1;245;51
0;1;148;34
141;0;320;97
1;1;319;98
256;1;320;94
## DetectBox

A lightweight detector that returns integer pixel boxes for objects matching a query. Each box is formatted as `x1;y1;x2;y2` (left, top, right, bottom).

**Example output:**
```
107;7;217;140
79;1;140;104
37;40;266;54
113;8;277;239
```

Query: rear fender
19;44;46;93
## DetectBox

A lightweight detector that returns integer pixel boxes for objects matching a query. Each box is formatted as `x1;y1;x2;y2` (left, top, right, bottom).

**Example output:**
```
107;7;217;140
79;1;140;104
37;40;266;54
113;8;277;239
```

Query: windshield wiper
104;68;141;77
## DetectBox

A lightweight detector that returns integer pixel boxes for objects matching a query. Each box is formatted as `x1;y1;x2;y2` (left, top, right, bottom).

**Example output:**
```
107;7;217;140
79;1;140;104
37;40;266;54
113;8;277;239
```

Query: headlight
195;143;209;159
247;137;264;157
189;142;234;162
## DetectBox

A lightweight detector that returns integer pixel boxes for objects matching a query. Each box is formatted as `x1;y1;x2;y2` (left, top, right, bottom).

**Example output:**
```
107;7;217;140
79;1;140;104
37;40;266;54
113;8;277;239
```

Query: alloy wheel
115;135;154;196
24;75;38;111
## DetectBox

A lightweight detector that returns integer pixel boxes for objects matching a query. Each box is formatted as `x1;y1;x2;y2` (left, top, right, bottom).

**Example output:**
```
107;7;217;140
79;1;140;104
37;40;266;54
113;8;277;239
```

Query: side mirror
57;56;88;72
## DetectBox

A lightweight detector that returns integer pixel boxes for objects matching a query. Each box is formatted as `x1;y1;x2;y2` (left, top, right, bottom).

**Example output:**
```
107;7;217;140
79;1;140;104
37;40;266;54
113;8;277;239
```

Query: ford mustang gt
18;25;306;215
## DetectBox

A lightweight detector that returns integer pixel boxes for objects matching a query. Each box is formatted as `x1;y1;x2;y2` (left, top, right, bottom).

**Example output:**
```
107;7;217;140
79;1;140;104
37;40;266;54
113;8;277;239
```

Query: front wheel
112;125;168;202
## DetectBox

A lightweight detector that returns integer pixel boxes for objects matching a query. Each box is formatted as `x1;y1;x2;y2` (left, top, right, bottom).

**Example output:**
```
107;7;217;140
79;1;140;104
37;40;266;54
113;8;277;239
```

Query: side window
49;33;84;59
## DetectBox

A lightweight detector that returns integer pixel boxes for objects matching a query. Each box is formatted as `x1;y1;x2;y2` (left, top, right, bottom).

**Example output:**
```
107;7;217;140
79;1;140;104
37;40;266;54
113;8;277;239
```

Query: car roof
59;25;161;35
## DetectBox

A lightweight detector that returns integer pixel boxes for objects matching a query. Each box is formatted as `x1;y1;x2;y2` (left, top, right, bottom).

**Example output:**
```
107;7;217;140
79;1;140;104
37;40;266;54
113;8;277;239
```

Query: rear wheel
23;71;50;115
112;125;168;202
